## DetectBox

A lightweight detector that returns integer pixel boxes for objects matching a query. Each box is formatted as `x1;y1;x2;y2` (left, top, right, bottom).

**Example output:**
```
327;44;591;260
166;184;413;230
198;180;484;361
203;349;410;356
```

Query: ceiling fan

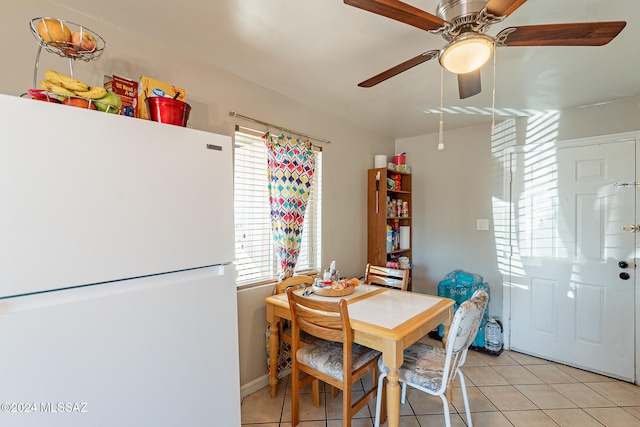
345;0;626;99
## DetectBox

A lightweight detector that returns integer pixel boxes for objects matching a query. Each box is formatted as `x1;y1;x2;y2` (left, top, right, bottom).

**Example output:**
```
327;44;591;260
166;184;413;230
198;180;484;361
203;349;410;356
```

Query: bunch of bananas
39;70;122;113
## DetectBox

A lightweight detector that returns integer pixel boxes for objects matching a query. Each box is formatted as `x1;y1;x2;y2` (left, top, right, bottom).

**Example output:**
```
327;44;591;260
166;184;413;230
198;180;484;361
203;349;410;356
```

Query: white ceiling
54;0;640;139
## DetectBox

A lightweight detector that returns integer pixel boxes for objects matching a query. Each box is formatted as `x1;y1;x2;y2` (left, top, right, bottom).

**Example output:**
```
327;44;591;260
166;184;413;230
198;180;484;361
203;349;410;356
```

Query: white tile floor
241;338;640;427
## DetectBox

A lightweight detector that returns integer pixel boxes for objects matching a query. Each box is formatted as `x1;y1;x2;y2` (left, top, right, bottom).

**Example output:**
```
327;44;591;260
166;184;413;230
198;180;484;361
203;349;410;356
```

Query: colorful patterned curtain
264;132;316;280
264;132;316;378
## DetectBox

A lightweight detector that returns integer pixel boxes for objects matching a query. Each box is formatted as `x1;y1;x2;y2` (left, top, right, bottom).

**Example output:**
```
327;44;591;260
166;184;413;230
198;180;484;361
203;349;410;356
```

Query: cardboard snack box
104;75;139;117
137;76;186;120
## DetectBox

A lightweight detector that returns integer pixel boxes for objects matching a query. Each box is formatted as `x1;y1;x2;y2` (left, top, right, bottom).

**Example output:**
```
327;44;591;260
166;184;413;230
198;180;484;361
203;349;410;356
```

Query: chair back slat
298;318;345;343
287;289;352;344
274;274;314;295
364;263;409;291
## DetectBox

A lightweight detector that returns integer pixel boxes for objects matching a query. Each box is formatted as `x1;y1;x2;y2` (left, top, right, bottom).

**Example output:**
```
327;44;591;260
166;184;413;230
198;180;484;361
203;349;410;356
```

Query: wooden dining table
265;284;455;427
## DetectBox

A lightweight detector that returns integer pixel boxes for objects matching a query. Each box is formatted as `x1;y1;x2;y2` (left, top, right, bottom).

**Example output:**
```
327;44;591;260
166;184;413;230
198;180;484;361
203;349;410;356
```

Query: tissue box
104;75;138;117
137;76;186;120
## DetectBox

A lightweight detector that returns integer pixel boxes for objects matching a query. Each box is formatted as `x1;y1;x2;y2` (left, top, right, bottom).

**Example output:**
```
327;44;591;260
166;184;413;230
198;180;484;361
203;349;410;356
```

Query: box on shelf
137;76;186;120
104;75;138;117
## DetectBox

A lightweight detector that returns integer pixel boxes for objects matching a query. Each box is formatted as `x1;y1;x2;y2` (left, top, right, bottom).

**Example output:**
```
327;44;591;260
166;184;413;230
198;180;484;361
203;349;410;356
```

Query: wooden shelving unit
367;168;412;290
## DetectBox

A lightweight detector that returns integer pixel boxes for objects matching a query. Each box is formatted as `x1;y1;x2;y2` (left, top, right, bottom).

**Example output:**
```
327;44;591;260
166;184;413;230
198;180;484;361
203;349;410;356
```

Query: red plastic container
145;97;191;127
394;154;406;165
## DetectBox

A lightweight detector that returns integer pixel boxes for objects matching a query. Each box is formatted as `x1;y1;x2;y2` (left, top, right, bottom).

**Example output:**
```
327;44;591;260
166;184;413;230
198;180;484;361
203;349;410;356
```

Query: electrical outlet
477;219;490;231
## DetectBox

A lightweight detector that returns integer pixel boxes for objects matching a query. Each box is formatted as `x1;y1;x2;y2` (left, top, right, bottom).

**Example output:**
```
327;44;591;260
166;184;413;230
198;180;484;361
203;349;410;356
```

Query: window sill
236;270;318;291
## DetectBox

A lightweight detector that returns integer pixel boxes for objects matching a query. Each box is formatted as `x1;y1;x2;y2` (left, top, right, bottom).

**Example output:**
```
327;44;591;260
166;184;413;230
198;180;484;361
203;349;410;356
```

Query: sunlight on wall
519;111;563;259
490;111;562;290
489;119;520;282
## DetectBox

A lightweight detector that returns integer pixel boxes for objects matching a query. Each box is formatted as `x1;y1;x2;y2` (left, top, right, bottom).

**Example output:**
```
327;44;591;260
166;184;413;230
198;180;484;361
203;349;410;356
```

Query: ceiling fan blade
497;21;626;46
358;50;439;88
344;0;447;32
458;71;482;99
485;0;528;18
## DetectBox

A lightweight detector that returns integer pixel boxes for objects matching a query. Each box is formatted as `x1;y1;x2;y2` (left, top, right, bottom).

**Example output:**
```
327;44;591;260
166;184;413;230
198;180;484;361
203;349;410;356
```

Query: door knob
619;261;629;269
619;272;630;280
623;225;639;233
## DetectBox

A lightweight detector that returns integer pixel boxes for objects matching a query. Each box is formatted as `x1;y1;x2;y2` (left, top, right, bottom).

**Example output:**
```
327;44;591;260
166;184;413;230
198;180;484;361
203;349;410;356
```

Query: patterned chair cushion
378;342;445;392
297;340;381;382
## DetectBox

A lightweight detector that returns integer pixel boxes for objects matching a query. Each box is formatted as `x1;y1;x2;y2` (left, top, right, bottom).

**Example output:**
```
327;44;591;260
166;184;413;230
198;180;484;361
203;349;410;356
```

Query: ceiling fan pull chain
438;67;445;151
491;45;497;135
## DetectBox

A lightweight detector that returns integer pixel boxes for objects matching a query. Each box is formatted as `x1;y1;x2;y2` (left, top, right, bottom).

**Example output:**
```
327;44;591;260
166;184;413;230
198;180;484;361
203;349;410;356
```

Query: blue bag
437;270;489;349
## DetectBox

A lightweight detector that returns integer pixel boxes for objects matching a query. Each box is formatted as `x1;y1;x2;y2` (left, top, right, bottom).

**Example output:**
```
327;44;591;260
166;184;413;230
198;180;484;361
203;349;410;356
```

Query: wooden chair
275;275;315;353
287;288;381;427
364;263;409;291
373;289;489;427
274;275;315;370
273;275;323;404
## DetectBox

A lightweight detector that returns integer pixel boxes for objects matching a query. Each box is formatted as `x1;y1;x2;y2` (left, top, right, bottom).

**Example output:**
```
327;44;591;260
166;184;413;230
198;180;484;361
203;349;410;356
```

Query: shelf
386;168;411;176
387;248;410;255
368;168;413;290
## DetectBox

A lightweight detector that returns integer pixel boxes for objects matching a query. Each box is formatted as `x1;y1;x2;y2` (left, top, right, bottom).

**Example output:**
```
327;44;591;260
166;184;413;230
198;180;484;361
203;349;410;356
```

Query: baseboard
240;374;270;398
240;369;293;398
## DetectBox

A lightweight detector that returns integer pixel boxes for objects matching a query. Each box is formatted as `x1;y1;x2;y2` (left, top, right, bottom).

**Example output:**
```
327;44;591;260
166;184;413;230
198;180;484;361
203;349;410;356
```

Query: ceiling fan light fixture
439;33;494;74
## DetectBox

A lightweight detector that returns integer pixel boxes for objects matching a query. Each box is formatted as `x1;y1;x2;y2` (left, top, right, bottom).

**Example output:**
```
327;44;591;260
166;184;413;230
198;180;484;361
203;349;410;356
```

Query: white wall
398;96;640;321
2;1;394;392
396;124;503;317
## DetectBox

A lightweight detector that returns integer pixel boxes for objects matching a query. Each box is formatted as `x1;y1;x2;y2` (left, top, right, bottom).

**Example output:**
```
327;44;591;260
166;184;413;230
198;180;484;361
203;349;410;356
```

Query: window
233;126;322;286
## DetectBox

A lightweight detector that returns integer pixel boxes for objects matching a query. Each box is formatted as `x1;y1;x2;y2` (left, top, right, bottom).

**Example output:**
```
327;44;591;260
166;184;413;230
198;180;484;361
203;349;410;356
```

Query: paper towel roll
399;226;410;249
399;256;410;269
374;155;387;169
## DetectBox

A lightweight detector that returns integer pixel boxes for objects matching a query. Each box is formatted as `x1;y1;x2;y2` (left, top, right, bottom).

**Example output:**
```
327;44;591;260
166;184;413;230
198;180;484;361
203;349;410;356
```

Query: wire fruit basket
29;17;106;61
28;17;107;90
26;17;119;114
26;89;120;113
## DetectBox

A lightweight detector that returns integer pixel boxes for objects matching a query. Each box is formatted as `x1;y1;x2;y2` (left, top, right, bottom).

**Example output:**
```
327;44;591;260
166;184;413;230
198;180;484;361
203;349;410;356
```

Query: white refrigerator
0;94;241;426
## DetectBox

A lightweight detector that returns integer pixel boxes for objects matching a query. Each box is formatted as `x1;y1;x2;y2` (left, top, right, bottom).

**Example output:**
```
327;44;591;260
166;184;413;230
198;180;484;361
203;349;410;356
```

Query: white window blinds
233;126;322;286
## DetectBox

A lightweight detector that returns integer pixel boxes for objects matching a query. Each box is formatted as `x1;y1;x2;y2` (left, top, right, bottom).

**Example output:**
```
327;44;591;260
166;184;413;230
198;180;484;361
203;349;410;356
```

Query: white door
509;137;636;381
